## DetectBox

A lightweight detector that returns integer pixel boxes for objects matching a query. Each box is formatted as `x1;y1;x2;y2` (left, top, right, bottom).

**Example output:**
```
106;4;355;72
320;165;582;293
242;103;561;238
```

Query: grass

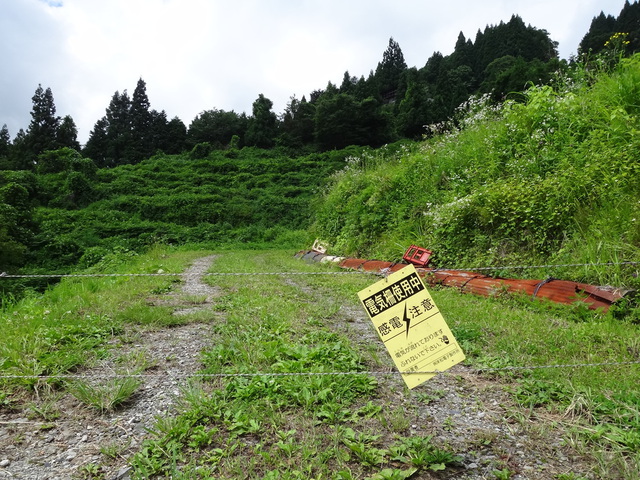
1;247;639;478
66;376;141;413
435;287;640;478
311;55;640;289
0;246;208;392
128;250;462;478
281;251;640;479
127;249;638;479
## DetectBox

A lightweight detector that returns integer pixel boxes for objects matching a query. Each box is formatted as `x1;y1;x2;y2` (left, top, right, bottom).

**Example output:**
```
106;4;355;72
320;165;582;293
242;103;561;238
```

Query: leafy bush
312;55;640;286
5;146;360;276
188;142;213;159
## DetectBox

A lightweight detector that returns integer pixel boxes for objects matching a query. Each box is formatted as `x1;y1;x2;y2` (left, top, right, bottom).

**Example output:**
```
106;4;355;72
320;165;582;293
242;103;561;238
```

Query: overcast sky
1;0;628;144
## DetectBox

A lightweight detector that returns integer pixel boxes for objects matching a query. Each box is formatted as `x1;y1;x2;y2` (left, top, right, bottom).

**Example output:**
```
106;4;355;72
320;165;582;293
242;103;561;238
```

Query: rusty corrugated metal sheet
296;251;629;311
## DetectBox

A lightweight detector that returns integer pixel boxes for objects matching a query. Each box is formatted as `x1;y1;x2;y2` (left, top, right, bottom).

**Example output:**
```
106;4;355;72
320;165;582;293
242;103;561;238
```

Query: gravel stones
0;255;594;479
0;256;219;480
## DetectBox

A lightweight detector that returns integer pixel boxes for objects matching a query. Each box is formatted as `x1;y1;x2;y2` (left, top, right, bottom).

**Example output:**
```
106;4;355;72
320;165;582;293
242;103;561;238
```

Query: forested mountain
79;14;559;159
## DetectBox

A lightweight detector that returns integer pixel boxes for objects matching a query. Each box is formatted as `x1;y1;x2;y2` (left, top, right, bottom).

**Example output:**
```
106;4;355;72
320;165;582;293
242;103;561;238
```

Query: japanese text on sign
358;264;465;389
361;272;424;317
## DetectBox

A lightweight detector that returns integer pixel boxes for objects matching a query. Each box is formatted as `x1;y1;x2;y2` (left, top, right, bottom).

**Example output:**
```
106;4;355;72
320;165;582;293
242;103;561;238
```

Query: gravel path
0;255;595;479
0;256;220;480
290;280;595;479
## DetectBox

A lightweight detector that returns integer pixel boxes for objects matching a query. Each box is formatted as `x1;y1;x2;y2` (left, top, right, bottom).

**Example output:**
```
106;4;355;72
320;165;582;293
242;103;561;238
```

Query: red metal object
403;245;433;267
295;250;630;312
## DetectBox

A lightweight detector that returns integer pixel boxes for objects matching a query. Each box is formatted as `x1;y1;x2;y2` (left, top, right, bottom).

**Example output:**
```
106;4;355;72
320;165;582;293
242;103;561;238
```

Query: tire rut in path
0;255;221;480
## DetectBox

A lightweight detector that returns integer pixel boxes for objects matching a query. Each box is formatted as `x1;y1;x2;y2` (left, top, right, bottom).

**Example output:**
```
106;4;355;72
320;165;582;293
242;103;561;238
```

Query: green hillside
2;54;640;480
0;146;366;282
2;54;640;301
312;54;640;290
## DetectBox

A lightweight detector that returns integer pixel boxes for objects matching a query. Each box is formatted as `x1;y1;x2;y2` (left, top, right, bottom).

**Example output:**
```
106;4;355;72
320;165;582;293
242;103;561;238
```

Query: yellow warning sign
357;264;465;389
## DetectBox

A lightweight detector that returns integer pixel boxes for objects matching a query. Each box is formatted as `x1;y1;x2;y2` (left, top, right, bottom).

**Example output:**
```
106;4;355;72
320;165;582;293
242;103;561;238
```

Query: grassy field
1;248;639;479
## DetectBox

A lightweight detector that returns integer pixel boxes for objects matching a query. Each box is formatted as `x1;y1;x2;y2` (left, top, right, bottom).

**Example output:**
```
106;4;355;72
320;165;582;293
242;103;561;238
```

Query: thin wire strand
1;260;638;279
2;360;639;381
0;271;375;279
2;262;638;380
444;260;640;272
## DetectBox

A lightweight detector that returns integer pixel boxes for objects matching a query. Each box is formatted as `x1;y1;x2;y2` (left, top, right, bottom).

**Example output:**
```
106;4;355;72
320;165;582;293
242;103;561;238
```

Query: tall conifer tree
25;85;61;164
84;118;109;167
130;78;153;161
245;94;278;148
375;37;408;99
105;90;132;165
0;125;10;158
57;115;81;151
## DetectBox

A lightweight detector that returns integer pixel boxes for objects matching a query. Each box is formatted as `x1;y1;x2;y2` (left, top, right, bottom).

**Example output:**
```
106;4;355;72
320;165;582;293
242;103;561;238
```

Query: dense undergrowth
312;54;640;289
0;145;366;300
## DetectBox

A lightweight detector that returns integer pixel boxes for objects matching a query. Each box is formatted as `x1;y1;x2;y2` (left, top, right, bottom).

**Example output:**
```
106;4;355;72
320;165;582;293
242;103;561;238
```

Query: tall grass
312;55;640;289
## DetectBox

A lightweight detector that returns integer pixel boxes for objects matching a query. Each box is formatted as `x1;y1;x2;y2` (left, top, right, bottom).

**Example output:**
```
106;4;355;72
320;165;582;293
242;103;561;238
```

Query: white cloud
0;0;628;144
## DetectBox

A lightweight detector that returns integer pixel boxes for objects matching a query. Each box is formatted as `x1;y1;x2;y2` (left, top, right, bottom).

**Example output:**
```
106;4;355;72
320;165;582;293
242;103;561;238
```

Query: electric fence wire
1;360;640;382
1;260;638;279
1;260;638;382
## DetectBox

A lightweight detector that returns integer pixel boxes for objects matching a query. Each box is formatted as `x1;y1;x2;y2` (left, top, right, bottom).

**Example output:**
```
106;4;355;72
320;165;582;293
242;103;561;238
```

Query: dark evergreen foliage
10;8;631;164
618;0;640;52
83;118;109;167
163;116;188;154
0;125;10;169
9;129;29;170
83;79;187;166
580;0;640;56
314;93;389;149
151;112;187;155
279;96;316;149
187;109;247;149
245;94;278;148
130;78;154;162
395;68;434;138
57;115;81;151
76;23;562;158
24;85;62;166
374;37;407;100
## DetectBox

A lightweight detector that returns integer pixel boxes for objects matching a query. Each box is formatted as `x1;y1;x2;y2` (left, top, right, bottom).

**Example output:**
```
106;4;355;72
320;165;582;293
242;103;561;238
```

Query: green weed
67;377;141;413
493;467;515;479
99;440;130;460
313;56;640;290
125;250;462;478
78;463;105;479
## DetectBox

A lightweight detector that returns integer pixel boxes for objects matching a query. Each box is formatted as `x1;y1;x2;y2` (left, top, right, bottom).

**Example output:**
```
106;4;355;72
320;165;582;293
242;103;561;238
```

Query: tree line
1;3;640;170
